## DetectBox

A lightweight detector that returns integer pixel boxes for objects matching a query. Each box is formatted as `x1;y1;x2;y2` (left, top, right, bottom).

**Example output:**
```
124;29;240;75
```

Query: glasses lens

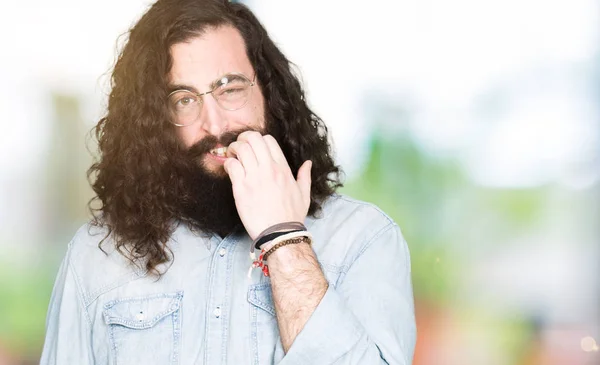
168;91;201;126
213;74;253;111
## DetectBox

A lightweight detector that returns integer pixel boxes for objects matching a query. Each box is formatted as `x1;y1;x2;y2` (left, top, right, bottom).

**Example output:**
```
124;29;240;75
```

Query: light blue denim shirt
40;194;416;364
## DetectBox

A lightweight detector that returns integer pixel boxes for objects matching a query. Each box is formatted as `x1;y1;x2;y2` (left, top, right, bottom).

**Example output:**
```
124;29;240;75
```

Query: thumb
296;160;312;202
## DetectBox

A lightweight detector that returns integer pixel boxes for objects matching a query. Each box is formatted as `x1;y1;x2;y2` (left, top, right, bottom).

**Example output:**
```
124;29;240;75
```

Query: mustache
186;127;262;159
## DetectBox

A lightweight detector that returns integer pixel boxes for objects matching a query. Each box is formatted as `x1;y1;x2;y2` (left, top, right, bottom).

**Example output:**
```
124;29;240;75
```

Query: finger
224;157;245;185
263;134;288;165
226;141;258;172
296;160;312;204
237;131;273;166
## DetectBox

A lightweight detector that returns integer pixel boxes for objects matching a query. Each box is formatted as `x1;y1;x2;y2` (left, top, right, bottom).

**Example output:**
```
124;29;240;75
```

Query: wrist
248;230;312;278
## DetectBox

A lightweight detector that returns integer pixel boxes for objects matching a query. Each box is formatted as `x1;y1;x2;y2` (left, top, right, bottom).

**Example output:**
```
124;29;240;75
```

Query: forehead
169;25;253;88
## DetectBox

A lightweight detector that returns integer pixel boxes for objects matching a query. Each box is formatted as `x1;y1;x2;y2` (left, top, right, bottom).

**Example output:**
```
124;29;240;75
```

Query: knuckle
264;134;277;144
272;169;286;183
238;130;252;138
242;180;254;191
241;130;260;141
248;132;262;144
238;143;250;154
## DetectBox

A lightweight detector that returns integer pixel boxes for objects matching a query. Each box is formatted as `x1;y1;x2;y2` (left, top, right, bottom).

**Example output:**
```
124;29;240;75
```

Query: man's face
169;25;266;176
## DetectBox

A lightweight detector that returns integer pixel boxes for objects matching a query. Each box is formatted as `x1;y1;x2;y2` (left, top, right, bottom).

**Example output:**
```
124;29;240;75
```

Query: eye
222;87;244;94
178;96;194;105
169;92;199;110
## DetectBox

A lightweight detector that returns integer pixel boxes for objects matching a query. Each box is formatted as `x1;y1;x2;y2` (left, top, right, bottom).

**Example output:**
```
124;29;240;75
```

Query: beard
176;127;262;238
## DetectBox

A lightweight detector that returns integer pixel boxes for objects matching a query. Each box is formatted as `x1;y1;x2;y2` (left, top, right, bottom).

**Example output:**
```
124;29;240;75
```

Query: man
40;0;416;364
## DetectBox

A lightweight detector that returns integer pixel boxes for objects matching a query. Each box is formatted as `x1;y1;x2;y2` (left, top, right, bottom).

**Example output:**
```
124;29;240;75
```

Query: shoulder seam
342;222;397;276
85;272;143;307
69;227;144;307
336;195;395;225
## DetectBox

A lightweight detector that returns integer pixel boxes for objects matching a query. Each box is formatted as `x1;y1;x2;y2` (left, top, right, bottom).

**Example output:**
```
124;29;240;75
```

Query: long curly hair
87;0;343;275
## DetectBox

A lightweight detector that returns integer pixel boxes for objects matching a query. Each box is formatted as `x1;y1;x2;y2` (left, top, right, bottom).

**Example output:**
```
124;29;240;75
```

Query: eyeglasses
167;72;256;127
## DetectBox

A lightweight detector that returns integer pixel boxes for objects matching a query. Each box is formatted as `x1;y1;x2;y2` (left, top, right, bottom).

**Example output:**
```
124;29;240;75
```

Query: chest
86;230;346;365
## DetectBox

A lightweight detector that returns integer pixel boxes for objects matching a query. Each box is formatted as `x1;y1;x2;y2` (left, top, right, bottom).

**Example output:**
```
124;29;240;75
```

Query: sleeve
277;223;416;365
39;242;95;365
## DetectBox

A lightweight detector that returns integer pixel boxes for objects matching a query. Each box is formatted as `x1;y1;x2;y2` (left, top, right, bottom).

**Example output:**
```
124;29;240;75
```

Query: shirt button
218;248;227;257
136;312;145;321
213;307;221;318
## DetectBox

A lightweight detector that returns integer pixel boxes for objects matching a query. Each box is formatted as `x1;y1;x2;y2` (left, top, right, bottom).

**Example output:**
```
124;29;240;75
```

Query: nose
198;93;228;136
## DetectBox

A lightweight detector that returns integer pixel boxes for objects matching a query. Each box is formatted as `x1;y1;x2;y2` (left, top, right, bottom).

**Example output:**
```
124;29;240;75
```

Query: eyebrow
167;83;199;94
168;73;249;94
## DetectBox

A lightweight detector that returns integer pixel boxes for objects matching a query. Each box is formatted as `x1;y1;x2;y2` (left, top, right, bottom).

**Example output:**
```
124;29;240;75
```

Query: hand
223;131;312;240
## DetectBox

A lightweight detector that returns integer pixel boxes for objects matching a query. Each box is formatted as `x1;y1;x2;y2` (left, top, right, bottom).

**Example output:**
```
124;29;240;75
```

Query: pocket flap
103;291;183;329
247;283;275;316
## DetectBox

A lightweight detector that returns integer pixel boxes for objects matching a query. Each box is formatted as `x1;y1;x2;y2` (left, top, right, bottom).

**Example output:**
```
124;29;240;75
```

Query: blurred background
0;0;598;364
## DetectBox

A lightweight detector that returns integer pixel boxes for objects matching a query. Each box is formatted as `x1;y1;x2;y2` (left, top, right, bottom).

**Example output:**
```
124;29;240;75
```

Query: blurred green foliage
0;254;58;361
342;131;465;303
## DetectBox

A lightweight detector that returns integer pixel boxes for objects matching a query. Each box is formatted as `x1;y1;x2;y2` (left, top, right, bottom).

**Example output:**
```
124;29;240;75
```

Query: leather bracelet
255;229;304;249
263;236;312;261
252;222;307;251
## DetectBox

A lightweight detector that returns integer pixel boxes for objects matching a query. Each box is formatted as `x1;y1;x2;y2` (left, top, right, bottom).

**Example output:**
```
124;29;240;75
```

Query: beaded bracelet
248;231;313;277
263;236;312;261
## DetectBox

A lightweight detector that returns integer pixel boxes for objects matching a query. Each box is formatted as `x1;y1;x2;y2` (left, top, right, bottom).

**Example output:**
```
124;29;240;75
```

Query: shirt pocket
103;291;183;365
248;283;279;365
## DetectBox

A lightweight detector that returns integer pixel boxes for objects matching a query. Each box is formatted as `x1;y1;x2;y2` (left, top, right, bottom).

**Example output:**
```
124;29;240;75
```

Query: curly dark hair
87;0;343;275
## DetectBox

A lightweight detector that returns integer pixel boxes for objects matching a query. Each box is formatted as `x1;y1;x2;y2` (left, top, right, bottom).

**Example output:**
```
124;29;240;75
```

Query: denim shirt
40;194;416;364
